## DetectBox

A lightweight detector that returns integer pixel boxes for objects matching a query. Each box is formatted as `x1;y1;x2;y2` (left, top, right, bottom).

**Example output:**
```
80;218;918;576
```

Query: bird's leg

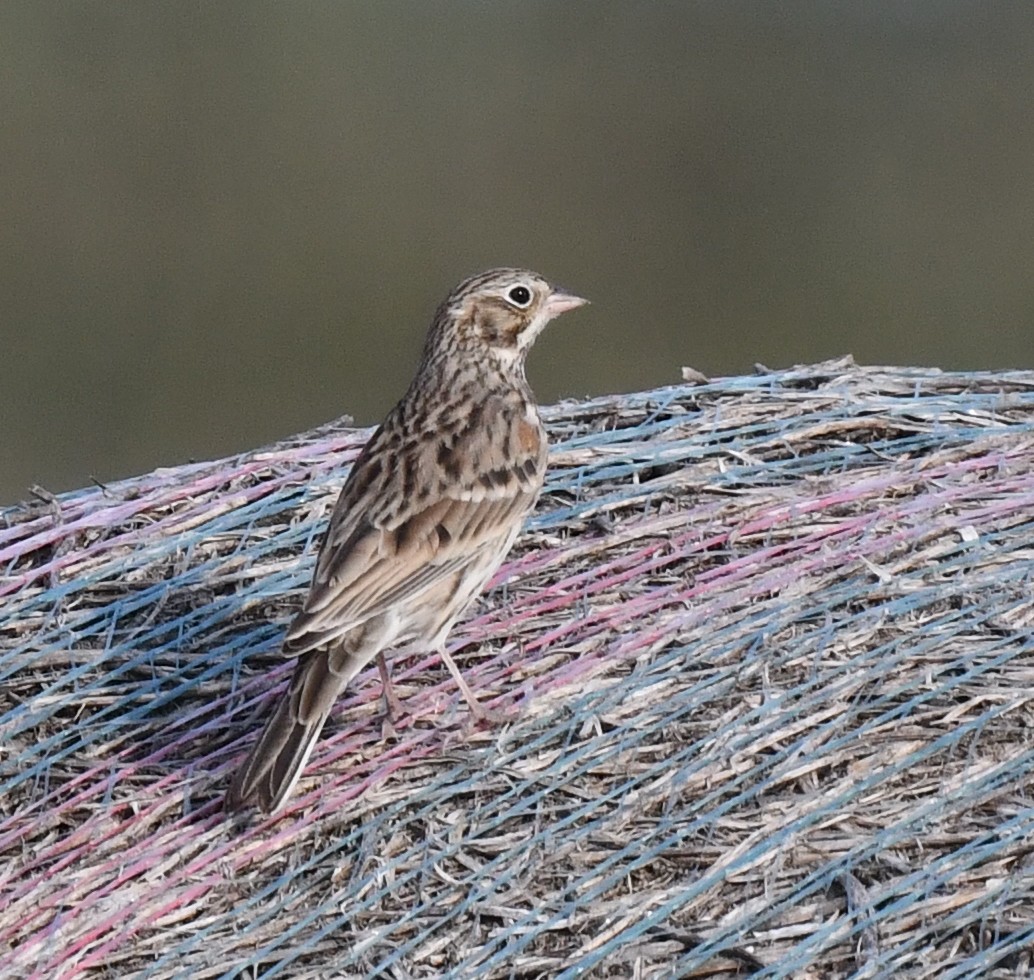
376;652;405;738
438;647;514;725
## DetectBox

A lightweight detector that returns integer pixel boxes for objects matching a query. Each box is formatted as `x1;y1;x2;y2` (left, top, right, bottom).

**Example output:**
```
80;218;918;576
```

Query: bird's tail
226;649;343;814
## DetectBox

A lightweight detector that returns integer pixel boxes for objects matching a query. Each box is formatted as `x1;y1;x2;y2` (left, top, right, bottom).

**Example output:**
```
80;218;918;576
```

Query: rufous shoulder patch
517;418;541;455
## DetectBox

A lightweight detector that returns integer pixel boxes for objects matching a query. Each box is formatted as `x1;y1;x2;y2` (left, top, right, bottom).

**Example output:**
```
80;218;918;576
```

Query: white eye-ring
505;284;533;308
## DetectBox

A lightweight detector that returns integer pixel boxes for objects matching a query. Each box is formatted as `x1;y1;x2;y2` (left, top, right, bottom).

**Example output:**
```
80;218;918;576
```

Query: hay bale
2;357;1033;978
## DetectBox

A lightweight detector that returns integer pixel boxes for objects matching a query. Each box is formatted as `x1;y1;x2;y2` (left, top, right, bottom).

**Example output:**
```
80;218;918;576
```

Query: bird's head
426;268;588;373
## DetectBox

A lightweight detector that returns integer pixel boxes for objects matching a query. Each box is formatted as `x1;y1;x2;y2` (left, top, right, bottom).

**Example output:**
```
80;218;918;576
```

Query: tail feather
225;696;329;814
226;649;343;813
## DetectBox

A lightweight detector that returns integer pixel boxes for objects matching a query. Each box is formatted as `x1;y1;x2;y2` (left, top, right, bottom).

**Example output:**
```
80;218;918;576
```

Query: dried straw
2;357;1033;978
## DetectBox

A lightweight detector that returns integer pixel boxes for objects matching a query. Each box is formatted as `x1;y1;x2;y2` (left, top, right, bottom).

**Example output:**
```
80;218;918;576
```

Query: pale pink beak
545;289;589;318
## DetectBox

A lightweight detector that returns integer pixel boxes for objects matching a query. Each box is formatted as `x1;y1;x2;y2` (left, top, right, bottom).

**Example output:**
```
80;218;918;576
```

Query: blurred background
3;2;1033;505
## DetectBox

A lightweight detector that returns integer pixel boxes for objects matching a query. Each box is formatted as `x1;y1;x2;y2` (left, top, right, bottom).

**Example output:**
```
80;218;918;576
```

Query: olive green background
3;3;1032;504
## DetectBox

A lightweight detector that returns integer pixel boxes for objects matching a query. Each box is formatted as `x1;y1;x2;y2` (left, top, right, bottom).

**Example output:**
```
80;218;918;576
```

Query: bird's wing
282;395;546;655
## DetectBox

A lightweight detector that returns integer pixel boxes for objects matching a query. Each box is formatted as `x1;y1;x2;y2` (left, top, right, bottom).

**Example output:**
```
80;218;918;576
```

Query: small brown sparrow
226;268;588;812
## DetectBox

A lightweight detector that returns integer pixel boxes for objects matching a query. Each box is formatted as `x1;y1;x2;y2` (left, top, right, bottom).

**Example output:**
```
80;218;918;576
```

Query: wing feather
283;394;545;656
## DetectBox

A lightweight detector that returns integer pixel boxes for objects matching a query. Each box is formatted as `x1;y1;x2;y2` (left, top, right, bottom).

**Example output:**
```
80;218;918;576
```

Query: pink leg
438;648;514;724
377;652;405;734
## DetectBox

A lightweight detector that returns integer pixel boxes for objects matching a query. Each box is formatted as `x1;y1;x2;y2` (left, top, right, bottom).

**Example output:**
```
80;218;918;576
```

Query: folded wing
283;395;546;656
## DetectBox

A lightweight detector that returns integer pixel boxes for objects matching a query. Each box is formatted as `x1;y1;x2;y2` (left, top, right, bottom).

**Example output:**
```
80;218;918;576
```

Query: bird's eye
506;285;533;308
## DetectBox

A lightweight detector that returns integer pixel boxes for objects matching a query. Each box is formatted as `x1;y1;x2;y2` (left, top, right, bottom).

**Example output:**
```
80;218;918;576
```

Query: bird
226;268;588;813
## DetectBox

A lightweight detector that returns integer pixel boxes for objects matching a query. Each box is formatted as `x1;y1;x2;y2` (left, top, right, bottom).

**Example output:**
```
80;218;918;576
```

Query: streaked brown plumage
226;268;588;813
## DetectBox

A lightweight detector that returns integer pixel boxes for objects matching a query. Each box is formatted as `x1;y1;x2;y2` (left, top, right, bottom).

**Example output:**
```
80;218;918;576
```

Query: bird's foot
462;698;518;729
